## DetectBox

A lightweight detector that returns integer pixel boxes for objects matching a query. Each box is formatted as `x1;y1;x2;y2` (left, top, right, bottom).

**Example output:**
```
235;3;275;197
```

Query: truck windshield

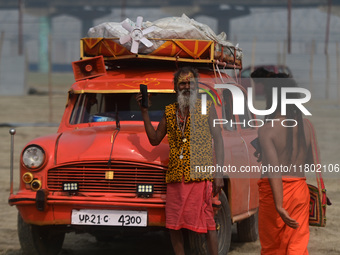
69;93;177;124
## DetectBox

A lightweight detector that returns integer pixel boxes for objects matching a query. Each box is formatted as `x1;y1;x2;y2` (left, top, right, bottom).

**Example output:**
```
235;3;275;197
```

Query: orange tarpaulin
82;38;213;60
150;39;212;59
83;38;132;57
81;37;242;69
258;178;310;255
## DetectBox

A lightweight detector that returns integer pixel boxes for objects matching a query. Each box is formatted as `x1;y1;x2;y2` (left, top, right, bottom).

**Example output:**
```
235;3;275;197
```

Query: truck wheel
17;213;65;255
237;211;258;242
188;190;232;255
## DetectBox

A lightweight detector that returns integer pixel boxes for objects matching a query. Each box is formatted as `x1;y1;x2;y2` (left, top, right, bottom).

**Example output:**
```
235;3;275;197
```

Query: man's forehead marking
178;72;194;83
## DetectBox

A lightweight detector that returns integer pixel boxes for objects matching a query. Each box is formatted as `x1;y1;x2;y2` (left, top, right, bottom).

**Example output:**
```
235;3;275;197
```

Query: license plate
71;209;147;227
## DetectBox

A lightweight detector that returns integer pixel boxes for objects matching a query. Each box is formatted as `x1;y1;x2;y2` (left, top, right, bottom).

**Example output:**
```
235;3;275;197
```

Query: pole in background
287;0;292;54
283;40;287;66
277;41;281;66
121;0;126;21
309;40;315;97
9;128;16;195
48;34;53;122
0;31;4;65
39;16;50;73
325;51;330;99
18;0;24;55
325;0;332;55
324;0;332;100
337;42;340;105
250;36;256;103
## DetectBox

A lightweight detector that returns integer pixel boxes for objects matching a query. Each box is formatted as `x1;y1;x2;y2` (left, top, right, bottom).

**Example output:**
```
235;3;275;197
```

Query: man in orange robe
258;178;310;254
251;69;312;255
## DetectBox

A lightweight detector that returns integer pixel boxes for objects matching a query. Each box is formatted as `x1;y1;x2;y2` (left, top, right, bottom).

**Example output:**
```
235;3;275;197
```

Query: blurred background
0;0;340;100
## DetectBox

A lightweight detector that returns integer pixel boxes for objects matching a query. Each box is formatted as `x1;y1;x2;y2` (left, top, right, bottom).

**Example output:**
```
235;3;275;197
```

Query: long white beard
177;89;197;113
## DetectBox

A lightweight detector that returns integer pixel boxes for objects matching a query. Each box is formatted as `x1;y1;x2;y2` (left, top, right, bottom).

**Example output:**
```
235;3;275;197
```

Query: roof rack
80;38;242;69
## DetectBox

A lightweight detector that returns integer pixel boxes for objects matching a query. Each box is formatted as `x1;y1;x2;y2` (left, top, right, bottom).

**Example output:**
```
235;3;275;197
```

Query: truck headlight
22;145;45;170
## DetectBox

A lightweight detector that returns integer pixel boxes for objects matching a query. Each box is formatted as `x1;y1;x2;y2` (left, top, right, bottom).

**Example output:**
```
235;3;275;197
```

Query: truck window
69;93;177;124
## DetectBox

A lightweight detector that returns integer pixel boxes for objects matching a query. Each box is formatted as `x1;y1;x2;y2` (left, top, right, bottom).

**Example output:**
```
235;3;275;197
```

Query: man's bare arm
136;93;167;146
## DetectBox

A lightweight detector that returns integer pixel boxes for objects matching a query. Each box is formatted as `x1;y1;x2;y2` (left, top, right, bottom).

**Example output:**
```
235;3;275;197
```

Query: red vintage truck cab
9;36;260;255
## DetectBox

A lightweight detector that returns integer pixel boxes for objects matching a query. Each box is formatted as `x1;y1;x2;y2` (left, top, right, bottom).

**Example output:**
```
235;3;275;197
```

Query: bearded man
137;66;224;255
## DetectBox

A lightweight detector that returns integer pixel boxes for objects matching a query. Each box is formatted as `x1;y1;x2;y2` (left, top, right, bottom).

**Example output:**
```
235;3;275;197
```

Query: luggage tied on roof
86;14;242;61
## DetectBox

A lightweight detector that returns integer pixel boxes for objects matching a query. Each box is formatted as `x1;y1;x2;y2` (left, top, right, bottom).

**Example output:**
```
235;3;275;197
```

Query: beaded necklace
176;107;188;159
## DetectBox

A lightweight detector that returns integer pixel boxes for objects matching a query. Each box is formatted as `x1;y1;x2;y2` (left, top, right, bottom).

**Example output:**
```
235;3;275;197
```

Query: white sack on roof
87;14;242;59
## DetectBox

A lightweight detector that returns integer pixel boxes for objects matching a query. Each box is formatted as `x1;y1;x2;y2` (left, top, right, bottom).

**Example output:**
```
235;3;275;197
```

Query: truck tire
17;213;65;255
237;211;258;242
188;190;232;255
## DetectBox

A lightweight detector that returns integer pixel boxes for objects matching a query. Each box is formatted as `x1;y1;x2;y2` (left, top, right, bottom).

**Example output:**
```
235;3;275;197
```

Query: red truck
9;35;260;255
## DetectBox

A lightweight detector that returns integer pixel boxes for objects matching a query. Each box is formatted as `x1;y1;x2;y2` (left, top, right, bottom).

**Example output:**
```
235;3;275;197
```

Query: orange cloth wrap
258;178;310;255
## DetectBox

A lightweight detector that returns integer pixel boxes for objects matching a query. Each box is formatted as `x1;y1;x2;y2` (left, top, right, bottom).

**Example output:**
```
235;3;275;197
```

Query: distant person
137;66;224;255
251;68;312;255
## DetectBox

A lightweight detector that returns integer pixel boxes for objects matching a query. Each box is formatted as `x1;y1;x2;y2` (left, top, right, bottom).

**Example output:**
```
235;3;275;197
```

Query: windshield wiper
115;102;120;129
108;103;120;168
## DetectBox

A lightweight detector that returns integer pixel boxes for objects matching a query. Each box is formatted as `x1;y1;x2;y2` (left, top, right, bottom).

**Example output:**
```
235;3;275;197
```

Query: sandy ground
0;73;339;254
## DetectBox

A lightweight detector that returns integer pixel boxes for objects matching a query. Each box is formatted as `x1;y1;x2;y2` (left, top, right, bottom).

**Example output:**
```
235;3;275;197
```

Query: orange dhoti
258;178;310;255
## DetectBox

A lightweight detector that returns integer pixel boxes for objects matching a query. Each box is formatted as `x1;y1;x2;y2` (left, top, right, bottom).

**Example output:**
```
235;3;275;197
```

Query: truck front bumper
9;190;166;227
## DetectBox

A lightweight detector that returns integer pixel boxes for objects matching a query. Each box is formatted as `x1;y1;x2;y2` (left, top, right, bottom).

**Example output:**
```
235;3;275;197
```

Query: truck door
221;88;252;218
236;94;261;213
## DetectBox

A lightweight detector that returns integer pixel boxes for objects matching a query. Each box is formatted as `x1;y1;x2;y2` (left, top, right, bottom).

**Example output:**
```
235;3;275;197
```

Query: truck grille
47;162;167;193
